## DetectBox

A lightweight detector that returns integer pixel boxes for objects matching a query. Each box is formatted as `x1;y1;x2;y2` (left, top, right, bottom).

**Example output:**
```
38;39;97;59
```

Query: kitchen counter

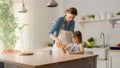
107;49;120;52
0;49;98;68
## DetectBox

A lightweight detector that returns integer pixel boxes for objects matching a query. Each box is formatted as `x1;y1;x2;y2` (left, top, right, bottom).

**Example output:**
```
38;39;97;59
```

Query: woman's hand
56;39;62;48
49;34;62;48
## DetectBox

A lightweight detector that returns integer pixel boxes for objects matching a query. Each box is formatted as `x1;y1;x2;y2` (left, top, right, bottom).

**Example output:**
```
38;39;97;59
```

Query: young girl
63;31;84;54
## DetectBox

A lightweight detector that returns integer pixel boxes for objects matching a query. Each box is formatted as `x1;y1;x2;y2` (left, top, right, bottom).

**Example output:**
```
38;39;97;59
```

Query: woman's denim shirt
48;16;75;38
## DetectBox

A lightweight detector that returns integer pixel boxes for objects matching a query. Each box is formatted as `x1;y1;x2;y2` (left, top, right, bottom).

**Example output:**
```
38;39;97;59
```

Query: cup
48;50;52;55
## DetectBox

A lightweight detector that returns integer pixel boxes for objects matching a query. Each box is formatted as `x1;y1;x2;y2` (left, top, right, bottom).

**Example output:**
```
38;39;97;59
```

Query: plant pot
87;42;93;47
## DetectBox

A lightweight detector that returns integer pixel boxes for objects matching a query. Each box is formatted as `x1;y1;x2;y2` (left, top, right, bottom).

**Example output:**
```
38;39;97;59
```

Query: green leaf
116;11;120;15
0;0;28;49
87;37;94;42
87;14;95;19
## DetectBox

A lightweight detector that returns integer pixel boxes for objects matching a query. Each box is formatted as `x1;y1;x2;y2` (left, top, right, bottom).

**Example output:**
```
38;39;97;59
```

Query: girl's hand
69;51;74;54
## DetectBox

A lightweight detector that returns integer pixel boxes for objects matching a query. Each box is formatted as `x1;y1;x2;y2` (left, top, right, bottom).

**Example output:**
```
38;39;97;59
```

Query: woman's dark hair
66;7;77;15
72;31;82;43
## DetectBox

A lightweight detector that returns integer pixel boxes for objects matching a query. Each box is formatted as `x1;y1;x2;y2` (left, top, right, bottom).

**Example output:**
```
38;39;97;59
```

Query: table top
0;49;97;67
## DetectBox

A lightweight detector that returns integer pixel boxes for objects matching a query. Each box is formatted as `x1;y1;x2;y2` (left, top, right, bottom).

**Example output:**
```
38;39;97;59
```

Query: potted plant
87;37;94;48
87;14;95;20
116;11;120;18
0;0;28;53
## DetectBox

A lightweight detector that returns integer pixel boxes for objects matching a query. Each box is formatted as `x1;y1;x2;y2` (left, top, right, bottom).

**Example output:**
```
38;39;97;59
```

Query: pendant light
18;0;27;13
47;0;58;7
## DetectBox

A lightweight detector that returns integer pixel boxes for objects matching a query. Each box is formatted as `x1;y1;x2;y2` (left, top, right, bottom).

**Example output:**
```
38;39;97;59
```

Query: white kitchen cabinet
97;60;108;68
93;48;108;68
85;48;109;68
108;51;120;68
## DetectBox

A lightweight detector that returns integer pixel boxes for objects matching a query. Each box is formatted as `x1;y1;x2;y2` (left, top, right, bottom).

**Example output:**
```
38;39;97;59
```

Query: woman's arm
48;17;64;47
49;34;62;47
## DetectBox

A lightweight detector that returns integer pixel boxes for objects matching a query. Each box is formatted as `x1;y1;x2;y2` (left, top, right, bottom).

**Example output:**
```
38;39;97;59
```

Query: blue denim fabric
48;16;75;44
48;16;75;37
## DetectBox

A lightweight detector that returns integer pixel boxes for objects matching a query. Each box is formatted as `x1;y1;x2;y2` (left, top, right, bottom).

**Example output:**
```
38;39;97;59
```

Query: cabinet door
109;52;120;68
97;60;108;68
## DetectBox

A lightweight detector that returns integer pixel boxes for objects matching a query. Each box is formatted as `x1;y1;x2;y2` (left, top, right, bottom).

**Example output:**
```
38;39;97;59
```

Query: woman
48;7;77;52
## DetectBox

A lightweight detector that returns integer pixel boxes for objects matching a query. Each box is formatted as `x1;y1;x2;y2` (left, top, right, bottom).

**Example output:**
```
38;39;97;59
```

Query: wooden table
0;50;98;68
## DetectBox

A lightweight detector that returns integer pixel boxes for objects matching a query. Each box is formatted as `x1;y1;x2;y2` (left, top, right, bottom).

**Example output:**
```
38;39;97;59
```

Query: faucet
100;32;106;47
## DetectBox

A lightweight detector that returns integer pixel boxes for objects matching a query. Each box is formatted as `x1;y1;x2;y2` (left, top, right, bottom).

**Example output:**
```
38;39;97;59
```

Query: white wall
30;0;69;50
13;0;120;51
13;0;33;51
32;0;55;50
63;0;120;46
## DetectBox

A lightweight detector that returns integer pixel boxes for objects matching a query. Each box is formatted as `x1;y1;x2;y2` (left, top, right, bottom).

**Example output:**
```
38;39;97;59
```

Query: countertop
107;49;120;52
0;48;98;68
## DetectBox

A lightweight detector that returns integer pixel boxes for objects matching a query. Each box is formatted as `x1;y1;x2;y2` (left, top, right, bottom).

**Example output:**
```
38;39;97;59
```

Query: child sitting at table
62;31;84;54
